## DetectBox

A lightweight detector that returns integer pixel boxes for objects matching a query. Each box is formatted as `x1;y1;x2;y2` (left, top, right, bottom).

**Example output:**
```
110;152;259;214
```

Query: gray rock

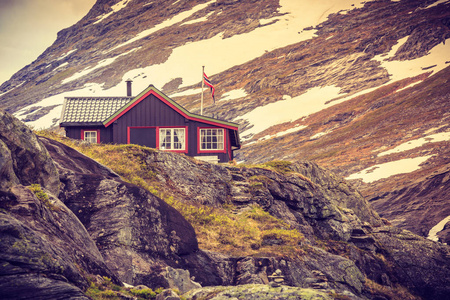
183;284;338;300
0;111;59;195
156;289;181;300
41;137;199;289
164;266;201;294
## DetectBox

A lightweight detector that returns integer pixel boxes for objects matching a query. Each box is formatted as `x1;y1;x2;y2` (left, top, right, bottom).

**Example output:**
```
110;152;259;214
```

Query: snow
57;49;77;61
428;215;450;242
167;86;246;101
345;155;434;183
94;0;132;24
112;0;373;92
239;35;449;139
14;82;116;129
110;1;216;52
54;62;69;71
62;47;140;84
20;0;450;133
182;12;214;26
378;131;450;157
22;0;375;127
238;86;342;139
310;131;330;140
395;81;423;93
0;81;25;97
169;88;203;98
219;88;247;101
372;37;450;83
259;125;308;141
425;0;450;9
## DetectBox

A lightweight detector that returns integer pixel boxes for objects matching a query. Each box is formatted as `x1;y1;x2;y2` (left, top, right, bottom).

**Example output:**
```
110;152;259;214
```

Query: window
200;128;224;150
83;130;98;143
159;128;186;150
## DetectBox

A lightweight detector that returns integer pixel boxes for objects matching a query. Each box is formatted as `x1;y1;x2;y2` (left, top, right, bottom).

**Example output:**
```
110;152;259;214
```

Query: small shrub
129;288;156;299
261;228;303;245
29;184;57;211
262;160;293;173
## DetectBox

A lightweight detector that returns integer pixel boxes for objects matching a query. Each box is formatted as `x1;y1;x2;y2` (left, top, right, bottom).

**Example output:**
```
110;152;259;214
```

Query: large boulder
40;137;200;290
0;179;117;299
0;111;59;195
0;111;118;299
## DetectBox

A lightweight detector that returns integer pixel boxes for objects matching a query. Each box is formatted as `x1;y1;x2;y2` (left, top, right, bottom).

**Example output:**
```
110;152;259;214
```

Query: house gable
103;85;239;131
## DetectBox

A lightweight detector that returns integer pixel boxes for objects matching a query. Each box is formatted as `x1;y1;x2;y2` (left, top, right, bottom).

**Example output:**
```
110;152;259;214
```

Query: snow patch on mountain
94;0;132;24
57;49;77;61
182;11;215;26
425;0;450;9
377;131;450;157
62;47;140;84
169;88;203;98
259;125;308;142
113;0;374;91
373;37;450;83
110;0;216;52
346;155;434;183
238;85;342;139
428;215;450;242
14;82;117;129
220;89;247;101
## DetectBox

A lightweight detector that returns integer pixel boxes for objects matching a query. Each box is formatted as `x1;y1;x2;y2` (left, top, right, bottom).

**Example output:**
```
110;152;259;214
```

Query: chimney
126;79;132;97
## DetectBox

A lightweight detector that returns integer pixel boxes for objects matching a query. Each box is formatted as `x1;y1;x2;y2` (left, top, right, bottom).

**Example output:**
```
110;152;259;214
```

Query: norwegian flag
203;72;215;103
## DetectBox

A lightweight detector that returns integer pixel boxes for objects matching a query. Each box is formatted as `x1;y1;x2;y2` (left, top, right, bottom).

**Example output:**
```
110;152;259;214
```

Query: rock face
123;149;450;300
0;111;59;195
0;111;117;299
41;137;200;289
184;284;336;300
369;164;450;244
1;112;450;300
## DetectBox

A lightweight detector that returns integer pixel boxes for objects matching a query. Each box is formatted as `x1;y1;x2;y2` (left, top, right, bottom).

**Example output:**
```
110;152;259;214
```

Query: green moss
29;184;58;211
85;277;160;300
242;160;293;174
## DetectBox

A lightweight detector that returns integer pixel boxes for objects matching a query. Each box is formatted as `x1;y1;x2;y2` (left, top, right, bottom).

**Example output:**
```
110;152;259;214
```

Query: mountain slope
0;0;449;241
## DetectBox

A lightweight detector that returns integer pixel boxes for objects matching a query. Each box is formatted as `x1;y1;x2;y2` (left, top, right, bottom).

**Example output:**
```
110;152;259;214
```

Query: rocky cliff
0;0;448;244
1;112;450;299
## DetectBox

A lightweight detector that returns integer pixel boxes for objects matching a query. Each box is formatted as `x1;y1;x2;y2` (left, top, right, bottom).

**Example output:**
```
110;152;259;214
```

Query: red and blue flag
203;72;215;103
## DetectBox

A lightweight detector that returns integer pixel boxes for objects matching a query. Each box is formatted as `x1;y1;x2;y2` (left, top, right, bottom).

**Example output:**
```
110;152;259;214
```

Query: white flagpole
201;66;205;115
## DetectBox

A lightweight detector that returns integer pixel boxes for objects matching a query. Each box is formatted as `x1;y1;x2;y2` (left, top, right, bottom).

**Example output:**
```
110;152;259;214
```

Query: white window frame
159;128;186;151
200;128;224;151
83;130;98;143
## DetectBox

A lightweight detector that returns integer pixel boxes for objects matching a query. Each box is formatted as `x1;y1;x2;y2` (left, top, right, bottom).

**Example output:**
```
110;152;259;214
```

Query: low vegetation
36;131;305;258
85;276;167;300
29;184;58;211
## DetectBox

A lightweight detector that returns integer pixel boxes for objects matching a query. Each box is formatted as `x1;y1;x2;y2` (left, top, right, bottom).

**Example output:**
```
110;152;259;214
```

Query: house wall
65;126;113;143
113;94;233;162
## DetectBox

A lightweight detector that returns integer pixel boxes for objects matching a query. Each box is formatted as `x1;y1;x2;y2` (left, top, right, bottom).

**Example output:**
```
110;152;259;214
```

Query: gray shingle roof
60;97;132;123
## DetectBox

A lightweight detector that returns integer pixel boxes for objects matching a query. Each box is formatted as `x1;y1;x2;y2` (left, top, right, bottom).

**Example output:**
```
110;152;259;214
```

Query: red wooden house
59;84;240;163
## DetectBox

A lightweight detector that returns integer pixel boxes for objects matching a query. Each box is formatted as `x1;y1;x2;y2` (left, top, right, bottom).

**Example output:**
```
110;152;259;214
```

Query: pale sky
0;0;96;85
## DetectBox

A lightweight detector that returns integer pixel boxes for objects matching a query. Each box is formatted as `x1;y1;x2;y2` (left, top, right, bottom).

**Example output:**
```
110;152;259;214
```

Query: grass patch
241;160;293;174
28;184;58;211
85;276;161;300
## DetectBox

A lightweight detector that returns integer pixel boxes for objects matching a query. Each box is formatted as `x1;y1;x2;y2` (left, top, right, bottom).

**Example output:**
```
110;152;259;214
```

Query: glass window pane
159;128;185;150
200;129;224;150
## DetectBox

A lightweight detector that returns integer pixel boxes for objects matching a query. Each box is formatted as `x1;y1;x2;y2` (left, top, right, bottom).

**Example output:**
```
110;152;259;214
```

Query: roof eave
60;122;104;127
